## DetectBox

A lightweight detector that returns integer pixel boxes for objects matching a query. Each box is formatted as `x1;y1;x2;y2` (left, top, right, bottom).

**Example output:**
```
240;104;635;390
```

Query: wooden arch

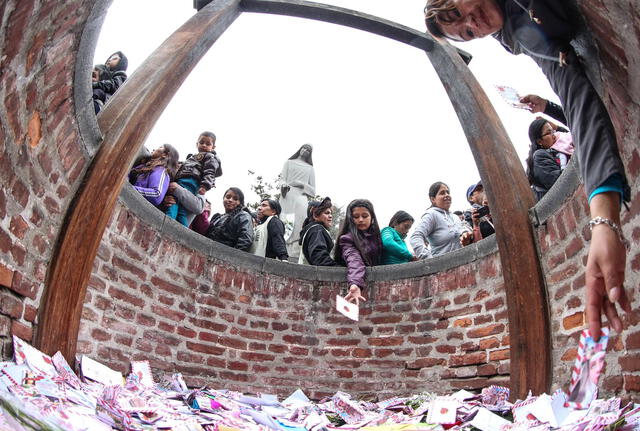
35;0;550;399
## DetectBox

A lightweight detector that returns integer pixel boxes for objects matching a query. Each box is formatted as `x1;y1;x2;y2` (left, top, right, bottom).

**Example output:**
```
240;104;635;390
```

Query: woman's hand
586;192;632;341
520;94;548;113
345;285;366;306
460;231;473;247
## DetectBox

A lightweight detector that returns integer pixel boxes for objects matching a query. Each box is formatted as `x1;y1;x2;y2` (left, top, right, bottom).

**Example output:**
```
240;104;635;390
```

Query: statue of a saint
279;144;315;258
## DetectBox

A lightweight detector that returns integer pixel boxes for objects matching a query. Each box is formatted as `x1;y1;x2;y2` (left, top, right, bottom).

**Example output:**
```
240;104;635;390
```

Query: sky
94;0;558;232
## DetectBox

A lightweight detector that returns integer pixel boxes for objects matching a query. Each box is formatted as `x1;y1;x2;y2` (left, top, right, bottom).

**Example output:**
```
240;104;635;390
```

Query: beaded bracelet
588;216;629;249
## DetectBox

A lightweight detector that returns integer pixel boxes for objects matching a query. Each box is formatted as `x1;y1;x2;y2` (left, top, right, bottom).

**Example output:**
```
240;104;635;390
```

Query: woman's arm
267;218;289;260
533;150;562;190
234;213;255;252
381;228;413;260
306;227;336;266
339;234;366;288
133;167;169;206
409;213;434;259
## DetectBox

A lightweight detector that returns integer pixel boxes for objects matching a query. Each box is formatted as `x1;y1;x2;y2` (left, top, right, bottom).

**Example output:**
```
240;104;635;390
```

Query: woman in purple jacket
128;144;179;206
334;199;382;305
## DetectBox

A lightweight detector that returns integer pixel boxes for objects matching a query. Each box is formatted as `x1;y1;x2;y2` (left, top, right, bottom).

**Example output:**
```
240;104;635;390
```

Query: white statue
279;144;315;258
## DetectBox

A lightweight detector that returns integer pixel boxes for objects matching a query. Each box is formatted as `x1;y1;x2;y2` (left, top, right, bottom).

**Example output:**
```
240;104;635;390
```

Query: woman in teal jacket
381;211;416;265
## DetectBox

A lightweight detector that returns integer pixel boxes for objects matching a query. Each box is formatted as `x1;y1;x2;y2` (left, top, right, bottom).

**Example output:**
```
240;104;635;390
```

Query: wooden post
34;0;242;360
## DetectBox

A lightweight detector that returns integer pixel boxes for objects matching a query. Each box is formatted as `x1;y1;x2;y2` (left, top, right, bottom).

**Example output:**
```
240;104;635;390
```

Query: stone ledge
120;185;498;282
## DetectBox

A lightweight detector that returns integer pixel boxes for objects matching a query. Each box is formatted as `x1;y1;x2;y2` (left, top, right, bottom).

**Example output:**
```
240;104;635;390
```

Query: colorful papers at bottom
1;334;639;431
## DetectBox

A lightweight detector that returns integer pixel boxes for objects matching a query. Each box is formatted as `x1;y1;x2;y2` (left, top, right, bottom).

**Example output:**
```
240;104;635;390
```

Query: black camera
475;205;490;218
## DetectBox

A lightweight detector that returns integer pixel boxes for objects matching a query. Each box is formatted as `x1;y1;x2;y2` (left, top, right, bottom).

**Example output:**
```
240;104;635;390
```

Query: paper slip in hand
336;295;359;321
494;85;529;110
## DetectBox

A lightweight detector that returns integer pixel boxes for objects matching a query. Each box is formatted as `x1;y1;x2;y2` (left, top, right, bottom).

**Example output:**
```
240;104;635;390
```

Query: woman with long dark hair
206;187;254;251
128;144;179;207
334;199;382;305
252;199;288;261
298;197;336;266
381;211;415;265
526;118;572;201
410;182;472;259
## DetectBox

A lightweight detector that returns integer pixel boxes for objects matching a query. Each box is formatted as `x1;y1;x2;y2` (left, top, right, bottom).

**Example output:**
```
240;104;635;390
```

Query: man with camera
464;182;495;241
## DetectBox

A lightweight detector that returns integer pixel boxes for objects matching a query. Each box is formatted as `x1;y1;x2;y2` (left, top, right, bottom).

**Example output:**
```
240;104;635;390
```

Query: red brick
228;361;249;371
151;304;185;322
619;354;640;372
10;273;38;299
326;338;360;347
478;363;497;376
624;375;640;391
0;292;23;318
112;257;147;281
370;315;403;324
91;328;111;342
177;326;197;338
240;352;275;362
108;287;145;308
186;342;225;355
11;320;32;341
625;332;640;350
485;297;504;311
479;337;500;350
23;305;37;323
565;237;584;258
449;352;486;367
562;312;585;330
489;349;510;361
474;314;492;325
352;348;372;358
435;344;456;354
467;324;505;338
454;293;470;304
9;216;29;239
442;304;482;318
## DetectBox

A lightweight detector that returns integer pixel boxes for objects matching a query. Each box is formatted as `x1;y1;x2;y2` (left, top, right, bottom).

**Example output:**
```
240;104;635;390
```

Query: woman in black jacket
298;197;336;266
252;199;289;261
526;118;570;201
206;187;254;251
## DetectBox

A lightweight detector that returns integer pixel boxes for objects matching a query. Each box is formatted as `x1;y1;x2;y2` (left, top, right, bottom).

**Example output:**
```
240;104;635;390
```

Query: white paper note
336;295;359;321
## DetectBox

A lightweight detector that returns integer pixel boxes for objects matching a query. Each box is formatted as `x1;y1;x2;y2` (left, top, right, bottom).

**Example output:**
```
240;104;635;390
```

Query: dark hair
453;210;463;216
334;199;381;267
262;199;282;216
427;181;450;209
162;144;180;178
288;144;313;166
223;187;245;206
525;118;548;185
129;143;180;182
424;0;456;38
106;51;128;72
200;131;217;142
388;210;414;228
300;197;332;232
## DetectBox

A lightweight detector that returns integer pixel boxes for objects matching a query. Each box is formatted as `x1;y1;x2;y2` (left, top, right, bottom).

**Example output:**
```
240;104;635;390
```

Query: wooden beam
425;40;552;398
34;0;242;360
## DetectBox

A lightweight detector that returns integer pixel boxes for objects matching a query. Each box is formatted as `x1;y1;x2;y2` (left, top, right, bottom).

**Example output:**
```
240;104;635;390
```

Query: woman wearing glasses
526;118;573;201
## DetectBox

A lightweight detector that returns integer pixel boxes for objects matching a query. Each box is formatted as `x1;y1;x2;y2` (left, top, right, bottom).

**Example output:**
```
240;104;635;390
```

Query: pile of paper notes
0;335;638;431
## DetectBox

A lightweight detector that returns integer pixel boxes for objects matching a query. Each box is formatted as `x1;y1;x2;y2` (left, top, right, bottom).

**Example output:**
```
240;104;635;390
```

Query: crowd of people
116;0;635;332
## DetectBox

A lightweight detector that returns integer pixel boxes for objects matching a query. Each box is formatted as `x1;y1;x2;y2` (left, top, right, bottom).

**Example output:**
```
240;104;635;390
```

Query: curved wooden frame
35;0;550;399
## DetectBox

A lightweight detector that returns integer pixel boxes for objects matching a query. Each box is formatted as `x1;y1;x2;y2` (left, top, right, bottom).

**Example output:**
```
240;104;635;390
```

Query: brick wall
0;0;639;400
0;0;100;355
77;195;509;399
